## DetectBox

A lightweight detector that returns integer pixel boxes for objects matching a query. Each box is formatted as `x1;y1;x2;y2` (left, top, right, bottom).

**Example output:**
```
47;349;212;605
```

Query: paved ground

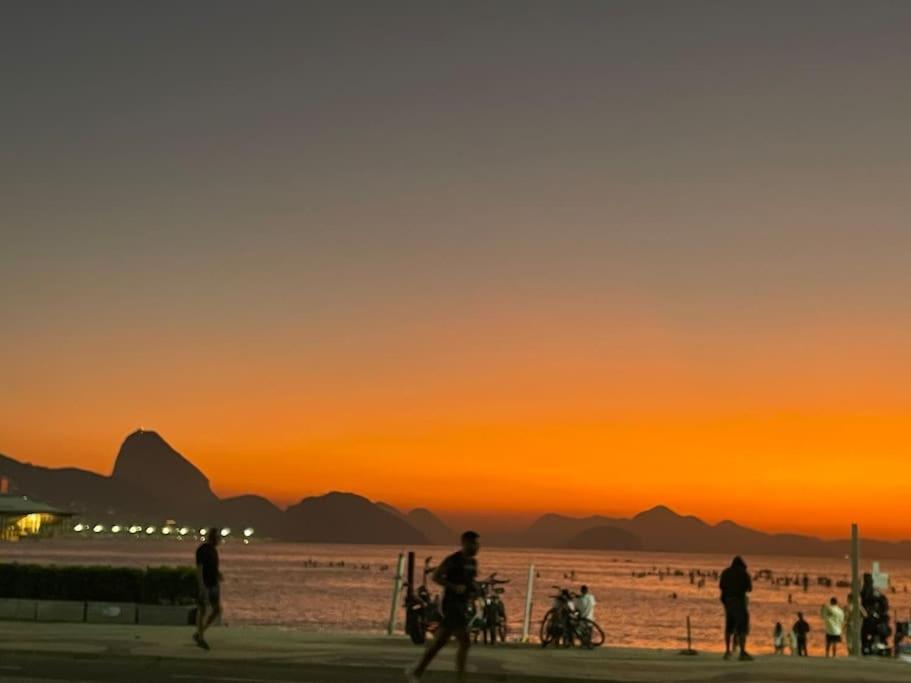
0;623;908;682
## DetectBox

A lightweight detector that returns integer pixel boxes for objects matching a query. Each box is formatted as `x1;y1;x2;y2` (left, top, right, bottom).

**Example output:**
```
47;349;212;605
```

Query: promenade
0;623;907;682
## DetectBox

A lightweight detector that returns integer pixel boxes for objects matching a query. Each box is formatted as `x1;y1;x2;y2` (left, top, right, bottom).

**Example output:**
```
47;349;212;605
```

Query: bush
141;566;197;605
0;563;197;605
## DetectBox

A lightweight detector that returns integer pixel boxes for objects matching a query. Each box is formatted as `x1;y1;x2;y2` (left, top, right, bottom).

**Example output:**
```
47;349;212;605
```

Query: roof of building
0;494;72;516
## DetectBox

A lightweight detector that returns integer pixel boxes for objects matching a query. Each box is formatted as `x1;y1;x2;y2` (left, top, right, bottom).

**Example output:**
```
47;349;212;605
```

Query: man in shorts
719;555;753;660
406;531;480;683
193;527;222;650
821;597;845;657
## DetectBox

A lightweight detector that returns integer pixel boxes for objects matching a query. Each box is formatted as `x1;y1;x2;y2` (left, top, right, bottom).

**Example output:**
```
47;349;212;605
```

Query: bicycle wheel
497;612;508;643
406;609;426;645
577;618;605;648
539;608;559;647
469;615;484;643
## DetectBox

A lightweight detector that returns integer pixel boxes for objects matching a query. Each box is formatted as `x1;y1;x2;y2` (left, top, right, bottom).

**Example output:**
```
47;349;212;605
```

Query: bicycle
467;573;510;645
539;586;605;649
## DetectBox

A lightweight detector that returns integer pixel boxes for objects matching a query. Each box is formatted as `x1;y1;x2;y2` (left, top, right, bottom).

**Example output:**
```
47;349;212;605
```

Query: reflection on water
5;540;910;652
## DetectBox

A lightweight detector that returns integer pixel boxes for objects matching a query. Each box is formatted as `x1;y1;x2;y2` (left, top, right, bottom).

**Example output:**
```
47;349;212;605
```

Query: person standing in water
719;556;753;660
406;531;480;683
193;528;223;650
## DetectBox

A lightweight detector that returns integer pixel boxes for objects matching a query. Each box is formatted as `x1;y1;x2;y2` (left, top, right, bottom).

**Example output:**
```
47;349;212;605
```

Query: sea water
5;539;910;652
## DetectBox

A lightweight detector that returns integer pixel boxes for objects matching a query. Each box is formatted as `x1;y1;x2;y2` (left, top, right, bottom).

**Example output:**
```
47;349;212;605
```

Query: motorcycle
404;557;442;645
540;585;605;649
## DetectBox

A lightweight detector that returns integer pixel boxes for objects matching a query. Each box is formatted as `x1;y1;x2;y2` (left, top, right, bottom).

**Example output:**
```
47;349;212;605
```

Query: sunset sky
3;2;910;539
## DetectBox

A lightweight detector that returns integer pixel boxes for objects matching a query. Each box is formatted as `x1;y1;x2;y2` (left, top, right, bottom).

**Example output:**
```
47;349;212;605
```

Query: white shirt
821;603;845;636
576;593;596;620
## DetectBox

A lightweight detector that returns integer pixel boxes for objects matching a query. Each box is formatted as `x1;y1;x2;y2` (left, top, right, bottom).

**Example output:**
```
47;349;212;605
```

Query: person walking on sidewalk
406;531;480;683
193;528;223;650
719;556;753;661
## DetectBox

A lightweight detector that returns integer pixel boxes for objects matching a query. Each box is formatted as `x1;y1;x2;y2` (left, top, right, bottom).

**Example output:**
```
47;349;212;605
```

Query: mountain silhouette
565;525;642;551
5;432;911;556
521;506;911;559
217;495;285;536
407;508;457;545
375;504;457;545
0;431;438;544
0;453;153;518
111;429;217;510
283;492;429;544
519;513;617;548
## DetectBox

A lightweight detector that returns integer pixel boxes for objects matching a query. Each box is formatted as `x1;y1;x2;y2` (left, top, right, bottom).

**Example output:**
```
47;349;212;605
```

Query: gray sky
2;2;910;532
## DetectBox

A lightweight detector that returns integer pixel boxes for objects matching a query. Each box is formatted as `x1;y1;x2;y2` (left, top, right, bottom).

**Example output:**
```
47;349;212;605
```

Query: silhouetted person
720;556;753;660
773;622;785;654
194;528;222;650
860;573;877;653
793;612;810;656
821;597;845;657
407;531;480;683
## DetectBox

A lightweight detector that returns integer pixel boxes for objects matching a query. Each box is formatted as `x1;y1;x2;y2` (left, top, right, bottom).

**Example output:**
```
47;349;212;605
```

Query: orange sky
3;296;910;540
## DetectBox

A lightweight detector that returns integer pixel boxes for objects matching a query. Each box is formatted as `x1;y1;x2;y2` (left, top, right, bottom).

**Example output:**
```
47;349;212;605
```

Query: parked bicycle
540;586;605;648
467;573;509;645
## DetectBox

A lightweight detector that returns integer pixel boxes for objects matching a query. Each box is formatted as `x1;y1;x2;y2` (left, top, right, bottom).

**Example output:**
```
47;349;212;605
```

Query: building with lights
0;494;73;542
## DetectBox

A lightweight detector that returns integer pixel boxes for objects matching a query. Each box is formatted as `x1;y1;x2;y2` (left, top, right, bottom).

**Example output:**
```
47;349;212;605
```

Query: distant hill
407;508;457;545
565;525;642;551
217;495;285;537
111;430;218;516
376;503;457;545
0;453;155;518
284;492;429;544
5;431;911;557
521;505;911;559
0;431;442;545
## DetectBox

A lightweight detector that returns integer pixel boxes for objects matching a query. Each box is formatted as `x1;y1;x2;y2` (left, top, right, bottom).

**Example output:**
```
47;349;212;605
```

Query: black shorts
826;634;842;645
724;601;749;636
441;599;469;631
197;584;220;610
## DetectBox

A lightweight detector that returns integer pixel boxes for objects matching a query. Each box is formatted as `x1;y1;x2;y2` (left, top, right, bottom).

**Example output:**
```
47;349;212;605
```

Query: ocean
4;539;910;652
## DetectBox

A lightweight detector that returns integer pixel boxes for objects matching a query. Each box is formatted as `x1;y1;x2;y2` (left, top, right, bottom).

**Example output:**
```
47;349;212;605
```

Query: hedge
0;564;197;605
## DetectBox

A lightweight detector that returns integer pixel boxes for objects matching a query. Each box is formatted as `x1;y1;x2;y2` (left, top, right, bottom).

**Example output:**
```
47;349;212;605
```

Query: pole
679;615;697;655
406;551;415;600
850;523;862;658
521;563;535;643
387;552;406;636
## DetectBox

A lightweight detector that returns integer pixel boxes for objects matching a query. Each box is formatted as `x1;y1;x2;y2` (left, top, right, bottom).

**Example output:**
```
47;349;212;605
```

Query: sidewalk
0;622;907;682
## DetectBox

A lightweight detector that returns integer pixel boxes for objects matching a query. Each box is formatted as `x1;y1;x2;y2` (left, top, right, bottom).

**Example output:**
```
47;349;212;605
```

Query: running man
193;527;222;650
406;531;480;683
